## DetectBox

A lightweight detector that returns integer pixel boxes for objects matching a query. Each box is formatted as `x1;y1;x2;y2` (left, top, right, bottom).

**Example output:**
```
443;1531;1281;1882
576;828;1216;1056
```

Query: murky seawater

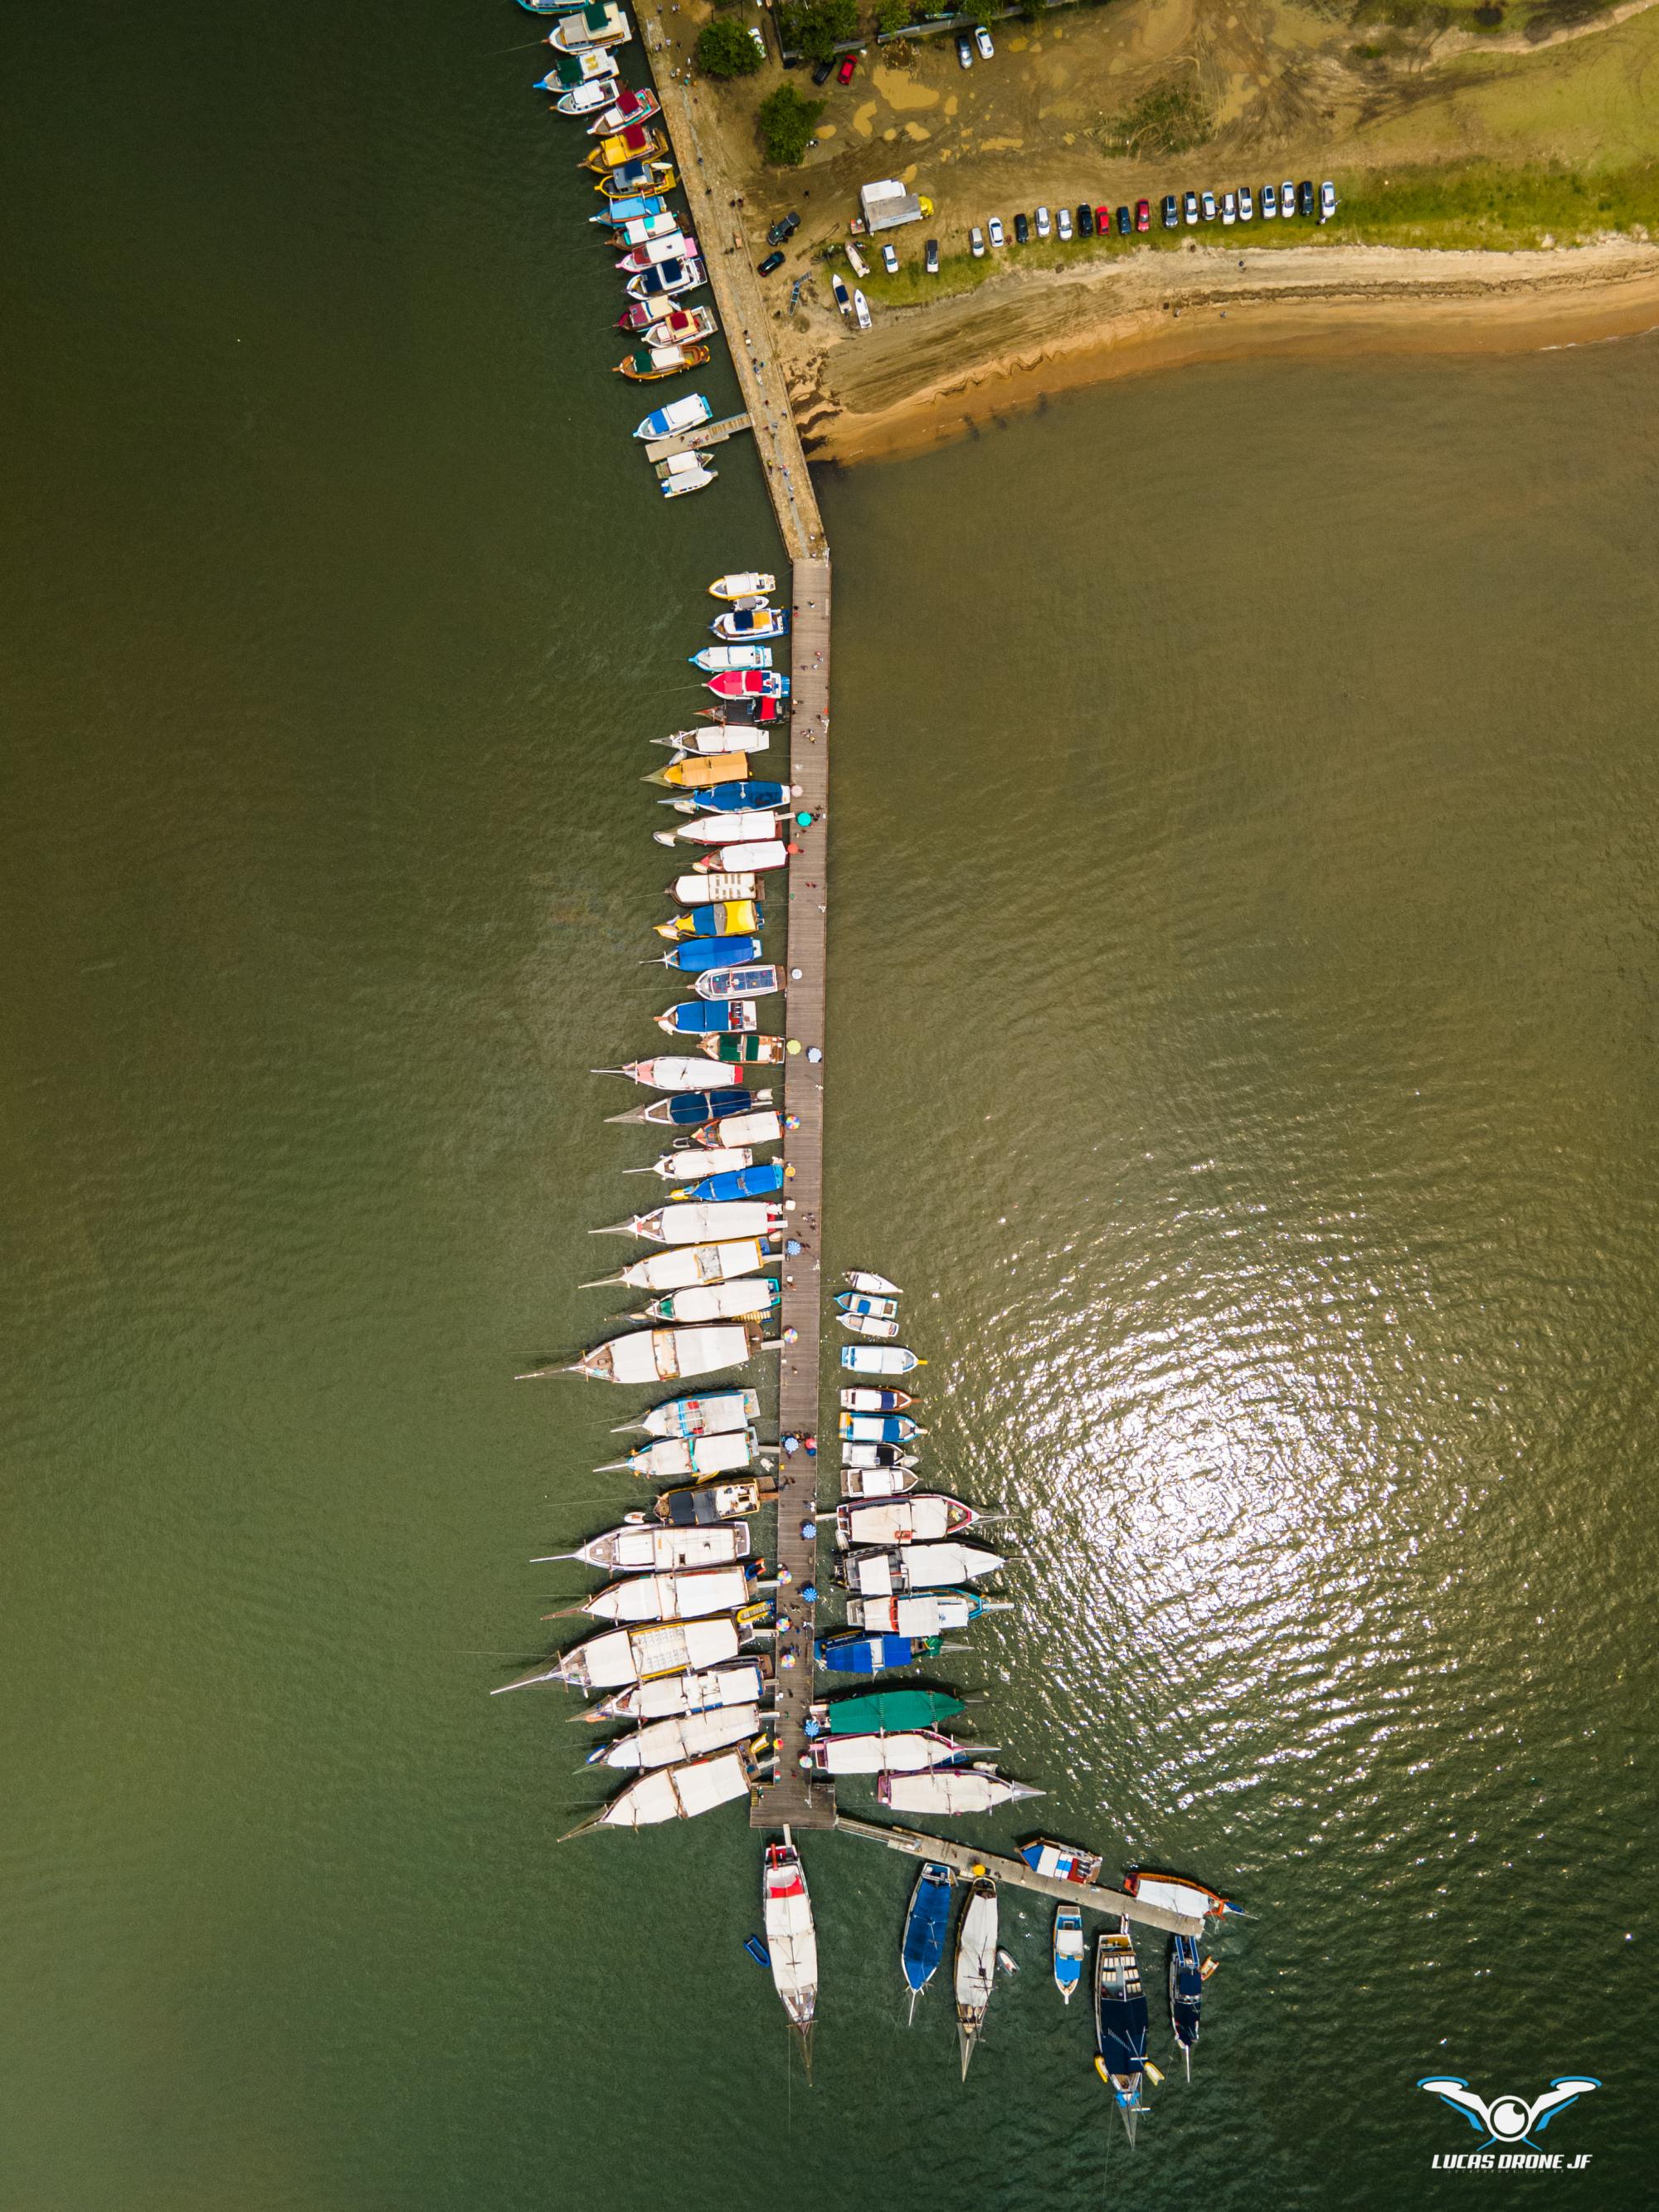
2;1;1657;2205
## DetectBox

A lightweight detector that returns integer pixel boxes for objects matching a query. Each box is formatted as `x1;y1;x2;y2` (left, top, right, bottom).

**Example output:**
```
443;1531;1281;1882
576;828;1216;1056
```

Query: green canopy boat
813;1688;966;1737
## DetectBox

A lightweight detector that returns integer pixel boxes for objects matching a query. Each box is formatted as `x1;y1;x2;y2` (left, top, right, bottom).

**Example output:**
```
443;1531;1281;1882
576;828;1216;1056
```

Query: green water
3;1;1657;2205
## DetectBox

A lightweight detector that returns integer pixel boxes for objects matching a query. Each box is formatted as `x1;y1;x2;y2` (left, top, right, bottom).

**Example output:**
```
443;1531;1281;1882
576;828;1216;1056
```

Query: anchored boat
689;645;774;674
814;1630;946;1673
762;1838;818;2066
654;808;781;848
954;1876;999;2081
599;1426;759;1479
690;964;781;1003
605;1084;766;1130
500;1613;745;1694
836;1291;898;1321
839;1386;913;1412
567;1318;764;1384
1019;1838;1105;1885
638;1277;780;1325
623;1387;759;1440
836;1541;1005;1594
709;571;776;599
595;1055;745;1092
626;258;703;305
581;1235;776;1294
585;85;660;133
590;1654;769;1722
812;1688;965;1736
705;670;788;700
587;1703;764;1771
844;1591;987;1636
669;779;794;813
541;1522;750;1575
562;1748;756;1839
686;1108;783;1150
548;2;633;51
839;1346;924;1376
713;607;789;642
649;755;756;792
808;1729;975;1776
691;1034;786;1066
554;1561;757;1625
1093;1922;1149;2141
555;79;618;115
667;868;763;901
617;234;696;276
879;1767;1044;1817
688;840;792;874
1053;1907;1085;2004
650;1478;773;1526
640;304;718;348
839;1460;919;1497
592;1201;783;1245
658;933;763;973
538;50;618;91
617;342;709;382
839;1411;924;1443
585;124;665;172
636;1143;756;1180
839;1313;899;1341
901;1862;953;2024
666;1162;784;1204
834;1495;980;1547
635;392;713;441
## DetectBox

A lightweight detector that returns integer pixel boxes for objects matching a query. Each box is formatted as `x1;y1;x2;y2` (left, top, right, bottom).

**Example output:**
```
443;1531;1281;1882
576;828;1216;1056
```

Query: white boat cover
881;1771;1043;1815
585;1563;752;1623
597;1703;762;1770
840;1465;916;1498
841;1346;920;1375
814;1731;964;1776
599;1749;752;1829
588;1323;751;1385
706;1111;782;1149
696;840;789;873
673;729;769;758
836;1497;956;1547
638;1388;757;1440
1130;1874;1224;1920
674;811;781;845
628;1428;755;1479
621;1237;770;1291
630;1057;720;1091
654;1278;776;1323
955;1885;999;2010
847;1593;976;1636
642;1203;780;1247
710;572;776;598
563;1615;740;1689
672;870;759;900
763;1850;818;2029
582;1523;748;1573
603;1658;767;1721
659;1145;751;1179
843;1542;1003;1593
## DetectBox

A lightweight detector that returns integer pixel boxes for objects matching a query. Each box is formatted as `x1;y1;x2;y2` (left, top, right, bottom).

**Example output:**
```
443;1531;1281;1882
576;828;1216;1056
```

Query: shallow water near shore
3;0;1659;2206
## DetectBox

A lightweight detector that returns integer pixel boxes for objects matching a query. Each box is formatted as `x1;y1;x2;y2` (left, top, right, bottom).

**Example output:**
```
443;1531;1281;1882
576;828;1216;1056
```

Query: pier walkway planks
833;1819;1206;1937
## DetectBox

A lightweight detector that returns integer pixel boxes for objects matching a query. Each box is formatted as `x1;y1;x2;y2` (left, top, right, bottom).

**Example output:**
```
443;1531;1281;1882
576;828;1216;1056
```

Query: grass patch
1332;159;1659;246
1099;70;1214;158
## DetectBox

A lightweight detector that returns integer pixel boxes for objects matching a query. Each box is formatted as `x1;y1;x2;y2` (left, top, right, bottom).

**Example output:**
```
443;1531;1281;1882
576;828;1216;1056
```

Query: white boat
542;1523;750;1574
626;1387;758;1441
568;1320;759;1384
839;1387;912;1412
955;1876;999;2080
656;727;771;758
834;1496;976;1547
539;50;617;90
880;1768;1045;1817
853;289;872;332
844;1269;902;1296
844;242;869;279
839;1443;920;1470
590;1655;769;1722
594;1055;733;1092
838;1293;898;1320
600;1427;758;1480
669;870;761;903
548;3;632;53
659;454;716;499
839;1542;1005;1594
845;1591;981;1635
691;644;774;673
641;1144;755;1181
712;607;786;642
1053;1907;1086;2005
635;392;713;441
583;1235;776;1294
839;1313;899;1340
563;1749;754;1837
499;1613;743;1693
763;1838;818;2059
810;1729;974;1776
588;1703;763;1771
654;810;781;848
612;211;683;247
840;1464;919;1498
637;1277;780;1325
690;840;791;875
593;1201;782;1247
709;571;776;600
554;80;613;114
831;272;853;315
567;1562;754;1625
840;1345;924;1376
693;1109;783;1150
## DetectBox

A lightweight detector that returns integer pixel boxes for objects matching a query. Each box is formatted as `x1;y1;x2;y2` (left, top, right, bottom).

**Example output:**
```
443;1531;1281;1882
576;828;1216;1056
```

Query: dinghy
1053;1907;1085;2005
592;1202;782;1247
504;1613;743;1694
567;1319;761;1385
839;1346;924;1376
655;895;763;936
590;1655;769;1722
844;1269;902;1297
654;809;781;847
902;1863;954;2024
839;1411;924;1442
1092;1923;1148;2140
655;1001;758;1036
557;1562;756;1625
650;1477;771;1526
692;965;781;1003
689;645;774;674
814;1630;945;1674
839;1387;914;1413
598;1426;757;1480
1019;1839;1104;1885
542;1522;749;1575
640;1278;780;1325
839;1462;919;1498
708;572;776;600
562;1749;755;1838
880;1768;1045;1818
582;1236;776;1294
606;1084;765;1129
813;1688;965;1736
668;870;762;903
625;1387;759;1440
705;671;788;699
954;1877;999;2080
658;933;763;973
834;1495;979;1547
839;1314;899;1341
763;1839;818;2063
809;1730;975;1776
836;1542;1005;1594
835;1292;898;1321
667;1162;784;1204
844;1591;986;1636
587;1703;763;1771
635;392;713;441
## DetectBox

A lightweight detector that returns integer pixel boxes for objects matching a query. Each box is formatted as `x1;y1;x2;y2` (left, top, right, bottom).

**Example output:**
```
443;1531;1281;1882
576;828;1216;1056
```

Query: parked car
1077;203;1094;238
1201;190;1217;222
970;224;985;257
766;212;800;246
956;31;974;66
988;215;1005;248
757;251;786;275
1014;211;1029;245
837;52;858;85
1221;191;1236;226
1238;186;1254;222
1116;203;1131;235
1094;204;1111;236
1320;178;1337;220
1262;183;1278;219
881;241;898;272
749;25;767;62
1162;193;1179;228
1184;191;1199;225
1297;178;1316;217
1034;204;1052;239
975;25;995;59
1057;205;1073;240
1282;178;1297;217
1136;198;1151;232
925;236;940;273
811;55;834;85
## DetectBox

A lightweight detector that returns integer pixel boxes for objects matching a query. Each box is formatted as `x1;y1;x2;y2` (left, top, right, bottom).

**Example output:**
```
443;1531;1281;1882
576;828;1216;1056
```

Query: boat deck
833;1818;1206;1937
641;411;752;464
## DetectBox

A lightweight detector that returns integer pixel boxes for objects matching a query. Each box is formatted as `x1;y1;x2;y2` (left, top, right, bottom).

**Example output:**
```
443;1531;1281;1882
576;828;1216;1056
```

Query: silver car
1057;206;1073;241
1281;178;1296;217
1034;204;1052;239
1238;186;1254;222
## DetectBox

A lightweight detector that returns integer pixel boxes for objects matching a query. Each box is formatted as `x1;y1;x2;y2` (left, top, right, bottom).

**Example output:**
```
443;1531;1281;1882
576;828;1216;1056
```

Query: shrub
873;0;911;32
758;82;827;164
697;17;766;75
786;0;859;61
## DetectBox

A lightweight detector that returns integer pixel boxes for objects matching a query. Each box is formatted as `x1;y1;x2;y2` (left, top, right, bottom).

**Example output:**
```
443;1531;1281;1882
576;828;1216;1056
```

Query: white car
881;241;898;273
1238;186;1254;222
1320;179;1337;220
987;215;1005;248
975;25;995;59
1034;204;1052;239
1221;192;1236;226
1057;206;1073;240
970;225;985;258
1262;183;1278;220
1282;178;1296;218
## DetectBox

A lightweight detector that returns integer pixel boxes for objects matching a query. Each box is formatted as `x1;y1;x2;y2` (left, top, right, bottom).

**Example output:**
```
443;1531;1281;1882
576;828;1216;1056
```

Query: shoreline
791;240;1659;468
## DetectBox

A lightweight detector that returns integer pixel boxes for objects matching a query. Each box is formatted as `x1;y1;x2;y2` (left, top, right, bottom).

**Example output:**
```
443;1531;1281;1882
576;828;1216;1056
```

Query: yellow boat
596;165;678;200
654;901;761;942
583;127;664;173
645;752;752;790
617;343;712;383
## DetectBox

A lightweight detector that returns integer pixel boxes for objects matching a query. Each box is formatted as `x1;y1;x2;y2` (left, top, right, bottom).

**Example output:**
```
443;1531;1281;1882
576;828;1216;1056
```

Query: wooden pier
833;1818;1206;1938
641;411;752;465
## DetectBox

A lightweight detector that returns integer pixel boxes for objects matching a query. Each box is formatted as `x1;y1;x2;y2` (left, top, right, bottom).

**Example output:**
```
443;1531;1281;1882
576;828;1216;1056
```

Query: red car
1094;205;1111;236
837;52;857;85
1135;197;1151;232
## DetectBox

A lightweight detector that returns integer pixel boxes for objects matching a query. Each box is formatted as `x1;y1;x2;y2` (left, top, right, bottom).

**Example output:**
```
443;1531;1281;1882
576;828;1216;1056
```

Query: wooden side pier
641;411;752;464
833;1819;1206;1938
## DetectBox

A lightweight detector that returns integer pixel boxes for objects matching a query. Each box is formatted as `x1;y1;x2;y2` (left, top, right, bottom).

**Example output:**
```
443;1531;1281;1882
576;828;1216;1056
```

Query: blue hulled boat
658;1001;754;1034
1093;1923;1149;2143
901;1864;954;2024
683;780;791;812
814;1631;942;1674
1169;1934;1203;2078
669;1162;786;1205
661;934;763;974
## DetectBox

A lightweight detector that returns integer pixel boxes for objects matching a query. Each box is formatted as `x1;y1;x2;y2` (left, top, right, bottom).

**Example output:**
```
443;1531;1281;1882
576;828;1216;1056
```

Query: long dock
834;1818;1206;1938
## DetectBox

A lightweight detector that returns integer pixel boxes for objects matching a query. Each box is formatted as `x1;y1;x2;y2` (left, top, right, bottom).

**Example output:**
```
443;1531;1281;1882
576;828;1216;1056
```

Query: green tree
962;0;1001;27
757;82;826;165
696;17;764;76
873;0;911;33
798;0;859;61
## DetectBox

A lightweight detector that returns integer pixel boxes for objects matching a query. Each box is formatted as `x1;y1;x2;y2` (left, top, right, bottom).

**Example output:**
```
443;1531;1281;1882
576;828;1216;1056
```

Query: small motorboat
596;193;668;227
617;343;710;382
880;1767;1044;1819
617;233;697;275
610;209;682;247
639;1278;781;1325
501;1613;743;1695
813;1630;944;1674
709;571;776;600
623;1387;758;1441
763;1839;818;2064
587;1703;763;1771
712;607;790;642
811;1688;965;1737
542;1522;749;1575
901;1862;953;2023
635;392;713;442
557;1562;756;1626
605;1084;764;1129
844;1269;902;1298
705;670;788;699
596;1425;757;1480
839;1387;913;1412
689;645;774;673
692;965;781;1004
655;1001;759;1035
581;1235;776;1294
565;1319;762;1386
834;1495;979;1547
1053;1908;1085;2004
591;1201;782;1247
1019;1839;1104;1885
839;1412;924;1444
844;241;869;278
831;271;853;315
548;2;633;52
692;1035;786;1067
839;1462;919;1498
669;779;794;811
836;1292;898;1321
688;840;791;875
554;80;615;116
584;124;664;173
625;257;703;305
561;1749;756;1839
650;1477;771;1527
538;49;618;91
658;455;715;499
668;869;762;902
839;1445;920;1475
667;1162;785;1205
808;1729;975;1776
853;288;872;331
591;1654;770;1724
844;1591;987;1637
600;160;679;202
654;810;781;848
585;85;660;134
954;1876;999;2080
637;1144;755;1181
1093;1922;1149;2141
835;1541;1005;1595
840;1346;924;1376
639;304;717;348
839;1313;899;1341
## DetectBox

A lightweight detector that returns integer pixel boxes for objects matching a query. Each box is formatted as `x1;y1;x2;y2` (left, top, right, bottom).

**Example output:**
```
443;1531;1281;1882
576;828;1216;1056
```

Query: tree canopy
757;83;826;165
696;17;764;76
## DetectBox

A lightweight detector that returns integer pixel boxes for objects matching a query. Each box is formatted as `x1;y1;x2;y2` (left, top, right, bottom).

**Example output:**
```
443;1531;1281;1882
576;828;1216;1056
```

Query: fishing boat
1053;1908;1085;2003
689;1107;783;1148
698;692;786;724
655;1001;758;1036
617;342;709;382
585;85;660;133
901;1862;953;2023
500;1613;744;1695
814;1630;946;1673
691;1035;786;1067
712;607;789;642
669;779;794;812
640;1278;781;1325
658;455;716;499
581;1235;776;1294
555;1562;756;1625
597;1426;758;1480
591;1201;783;1246
836;1292;898;1321
688;840;791;875
638;1143;755;1181
880;1767;1045;1818
541;1522;750;1575
649;755;756;792
604;1084;765;1130
1092;1922;1149;2140
954;1877;999;2080
654;720;765;754
836;1542;1005;1595
839;1386;913;1412
667;868;762;902
705;670;788;700
1121;1869;1243;1920
853;288;873;332
834;1495;980;1547
617;234;697;276
839;1461;919;1497
812;1688;965;1736
839;1413;924;1445
554;80;615;115
608;212;680;251
839;1314;899;1341
657;933;763;972
1019;1838;1104;1885
635;392;713;441
654;809;781;848
562;1748;756;1839
689;645;774;674
667;1162;784;1204
840;1443;919;1474
590;1654;769;1722
601;161;679;202
548;2;633;51
626;258;703;305
839;1346;924;1376
692;965;781;1004
623;1387;759;1440
844;1591;987;1636
585;124;664;172
808;1729;975;1776
762;1838;818;2063
650;1477;772;1526
595;192;668;227
709;571;776;599
587;1703;764;1771
538;50;618;91
567;1318;763;1385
